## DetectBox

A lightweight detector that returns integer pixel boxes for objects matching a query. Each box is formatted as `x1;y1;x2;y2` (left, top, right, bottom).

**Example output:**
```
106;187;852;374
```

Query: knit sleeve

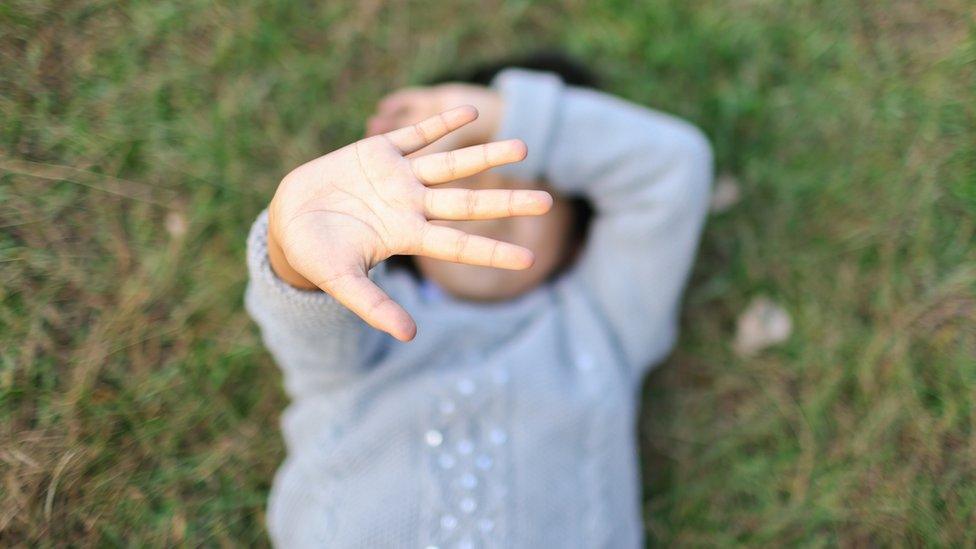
244;210;389;398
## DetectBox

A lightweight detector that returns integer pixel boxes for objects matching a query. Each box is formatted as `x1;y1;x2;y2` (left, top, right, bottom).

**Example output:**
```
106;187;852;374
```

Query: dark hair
391;51;597;279
428;50;601;89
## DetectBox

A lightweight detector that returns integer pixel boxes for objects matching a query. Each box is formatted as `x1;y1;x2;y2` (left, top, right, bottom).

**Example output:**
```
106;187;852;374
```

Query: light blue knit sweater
246;68;713;548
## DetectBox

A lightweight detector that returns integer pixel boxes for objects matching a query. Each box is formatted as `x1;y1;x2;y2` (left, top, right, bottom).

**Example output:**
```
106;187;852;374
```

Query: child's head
376;53;597;302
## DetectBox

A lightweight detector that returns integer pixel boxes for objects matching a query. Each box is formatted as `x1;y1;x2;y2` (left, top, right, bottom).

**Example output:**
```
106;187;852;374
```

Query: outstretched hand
267;106;552;341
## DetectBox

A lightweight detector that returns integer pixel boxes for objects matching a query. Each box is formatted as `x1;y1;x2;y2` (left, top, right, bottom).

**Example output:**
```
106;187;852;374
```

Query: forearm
245;211;387;397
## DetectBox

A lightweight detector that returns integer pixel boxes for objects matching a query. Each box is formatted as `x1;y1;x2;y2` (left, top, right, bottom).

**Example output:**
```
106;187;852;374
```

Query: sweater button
438;400;456;415
488;428;507;445
425;430;443;447
438;453;456;470
459;473;478;489
456;378;476;396
475;455;493;470
440;514;458;530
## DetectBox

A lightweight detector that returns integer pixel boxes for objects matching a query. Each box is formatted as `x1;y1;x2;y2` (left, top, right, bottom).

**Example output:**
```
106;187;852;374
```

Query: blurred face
365;83;576;301
415;171;575;302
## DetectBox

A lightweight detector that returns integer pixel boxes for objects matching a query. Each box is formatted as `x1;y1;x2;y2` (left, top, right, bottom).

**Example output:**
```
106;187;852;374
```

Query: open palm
268;106;552;341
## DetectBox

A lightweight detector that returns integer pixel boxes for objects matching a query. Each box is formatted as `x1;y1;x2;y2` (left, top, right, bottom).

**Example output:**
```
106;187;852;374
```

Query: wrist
267;206;318;291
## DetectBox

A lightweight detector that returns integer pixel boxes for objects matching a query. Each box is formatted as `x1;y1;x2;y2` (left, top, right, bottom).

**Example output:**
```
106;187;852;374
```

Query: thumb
319;268;417;342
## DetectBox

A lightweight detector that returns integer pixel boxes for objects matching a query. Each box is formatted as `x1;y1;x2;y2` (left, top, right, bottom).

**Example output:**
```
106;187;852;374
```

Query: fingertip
452;104;479;123
485;139;527;167
533;190;554;214
387;308;417;342
503;246;535;270
491;242;536;271
392;318;417;342
363;294;417;342
509;139;528;161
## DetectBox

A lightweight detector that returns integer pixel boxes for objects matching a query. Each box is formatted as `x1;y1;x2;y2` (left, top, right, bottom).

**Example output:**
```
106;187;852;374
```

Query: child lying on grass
246;57;712;547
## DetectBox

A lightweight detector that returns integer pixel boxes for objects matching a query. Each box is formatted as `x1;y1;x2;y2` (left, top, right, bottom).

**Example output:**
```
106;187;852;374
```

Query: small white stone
733;296;793;357
440;514;458;530
425;430;443;447
164;211;187;238
709;173;742;213
456;439;474;455
459;473;478;489
460;497;477;514
456;378;475;396
438;453;456;470
475;455;493;470
478;518;495;532
488;429;507;445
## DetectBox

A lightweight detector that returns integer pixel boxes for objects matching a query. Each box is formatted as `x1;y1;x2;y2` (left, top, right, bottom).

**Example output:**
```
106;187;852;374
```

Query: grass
1;0;973;545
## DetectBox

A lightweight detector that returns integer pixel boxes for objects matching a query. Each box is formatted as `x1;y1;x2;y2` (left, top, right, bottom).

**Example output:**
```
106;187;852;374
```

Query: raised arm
246;106;552;396
245;211;387;398
491;69;713;379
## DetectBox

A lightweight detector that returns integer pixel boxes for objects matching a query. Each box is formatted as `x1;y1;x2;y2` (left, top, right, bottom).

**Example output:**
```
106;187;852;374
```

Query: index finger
383;105;478;155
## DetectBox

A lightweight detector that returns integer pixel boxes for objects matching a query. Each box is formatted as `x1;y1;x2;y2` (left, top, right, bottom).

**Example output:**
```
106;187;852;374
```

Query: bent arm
492;69;713;379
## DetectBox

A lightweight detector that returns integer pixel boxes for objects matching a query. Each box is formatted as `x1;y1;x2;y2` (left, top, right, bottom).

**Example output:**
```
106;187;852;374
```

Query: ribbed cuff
490;68;564;181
